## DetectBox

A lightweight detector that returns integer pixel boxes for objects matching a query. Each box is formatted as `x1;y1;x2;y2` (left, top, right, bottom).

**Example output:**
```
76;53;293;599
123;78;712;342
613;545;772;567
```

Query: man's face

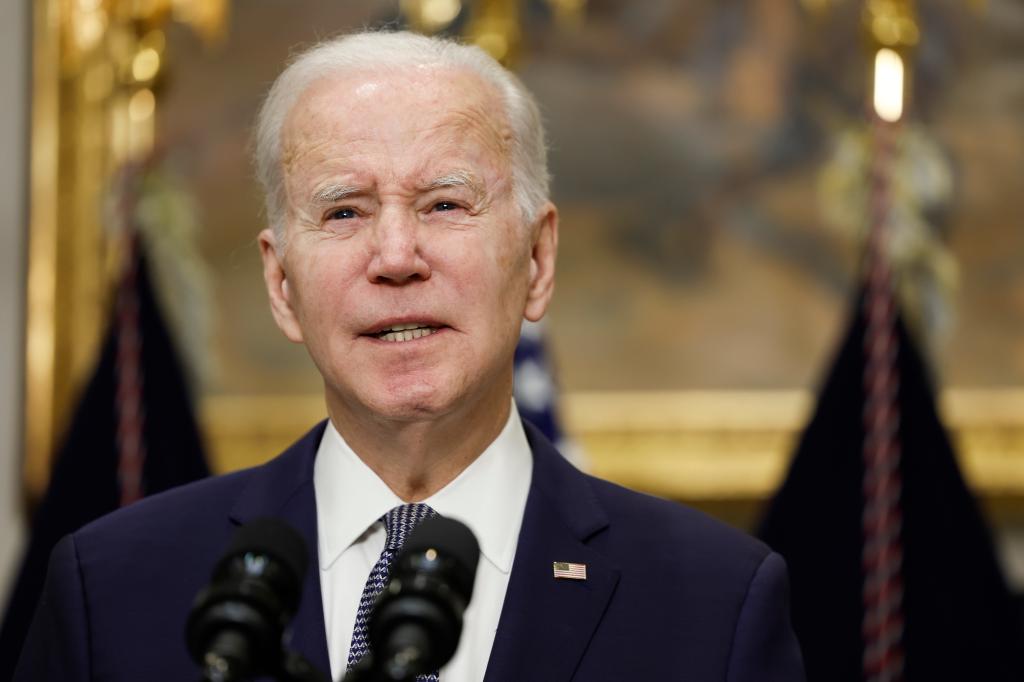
259;66;557;426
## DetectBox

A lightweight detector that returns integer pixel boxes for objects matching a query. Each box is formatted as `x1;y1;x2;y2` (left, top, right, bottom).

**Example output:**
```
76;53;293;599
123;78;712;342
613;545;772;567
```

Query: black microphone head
399;516;480;600
367;516;481;679
186;518;310;678
221;517;309;598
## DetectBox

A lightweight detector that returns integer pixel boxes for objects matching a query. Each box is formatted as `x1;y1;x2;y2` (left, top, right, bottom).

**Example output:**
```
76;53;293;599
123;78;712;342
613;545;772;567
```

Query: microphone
186;518;313;682
348;516;480;681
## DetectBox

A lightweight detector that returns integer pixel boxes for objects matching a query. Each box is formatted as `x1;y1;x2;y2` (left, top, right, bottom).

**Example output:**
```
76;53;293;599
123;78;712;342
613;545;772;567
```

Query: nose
366;211;431;284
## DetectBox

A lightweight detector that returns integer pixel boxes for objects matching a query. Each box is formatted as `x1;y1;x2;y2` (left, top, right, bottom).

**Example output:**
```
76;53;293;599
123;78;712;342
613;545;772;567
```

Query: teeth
379;326;439;343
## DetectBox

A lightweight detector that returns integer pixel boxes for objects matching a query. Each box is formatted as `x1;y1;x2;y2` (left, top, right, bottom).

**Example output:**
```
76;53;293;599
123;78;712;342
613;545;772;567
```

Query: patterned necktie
347;503;440;681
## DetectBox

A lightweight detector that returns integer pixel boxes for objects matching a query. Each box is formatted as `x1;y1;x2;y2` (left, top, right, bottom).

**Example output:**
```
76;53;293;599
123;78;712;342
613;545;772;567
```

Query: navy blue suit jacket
16;421;804;681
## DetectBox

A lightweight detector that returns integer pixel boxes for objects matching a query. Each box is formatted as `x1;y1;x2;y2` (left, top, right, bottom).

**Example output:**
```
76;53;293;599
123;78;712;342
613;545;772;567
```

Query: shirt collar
314;402;533;574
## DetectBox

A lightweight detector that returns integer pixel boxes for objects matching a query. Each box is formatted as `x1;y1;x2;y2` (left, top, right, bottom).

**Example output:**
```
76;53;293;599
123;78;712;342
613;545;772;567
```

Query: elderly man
17;31;804;681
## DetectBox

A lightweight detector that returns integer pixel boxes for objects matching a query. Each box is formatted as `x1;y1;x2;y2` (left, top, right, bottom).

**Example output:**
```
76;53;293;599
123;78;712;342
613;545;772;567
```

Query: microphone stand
338;655;380;682
338;654;397;682
338;646;432;682
198;647;329;682
280;650;331;682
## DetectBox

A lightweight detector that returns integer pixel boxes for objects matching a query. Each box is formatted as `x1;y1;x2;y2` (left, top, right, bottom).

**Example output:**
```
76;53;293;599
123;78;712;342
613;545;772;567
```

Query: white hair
253;30;550;241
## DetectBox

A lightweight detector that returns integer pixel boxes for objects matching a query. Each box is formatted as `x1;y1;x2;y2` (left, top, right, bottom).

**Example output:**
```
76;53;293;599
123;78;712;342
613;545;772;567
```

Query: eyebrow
309;183;362;205
307;171;485;205
422;170;485;197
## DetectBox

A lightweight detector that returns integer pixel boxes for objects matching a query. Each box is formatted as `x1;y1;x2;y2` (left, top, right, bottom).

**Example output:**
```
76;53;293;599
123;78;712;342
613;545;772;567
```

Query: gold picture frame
199;390;1024;509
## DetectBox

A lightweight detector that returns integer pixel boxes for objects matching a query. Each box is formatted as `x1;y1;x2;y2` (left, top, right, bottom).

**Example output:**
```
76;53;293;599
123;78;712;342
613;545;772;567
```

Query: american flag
552;561;587;581
514;319;565;445
514;320;587;469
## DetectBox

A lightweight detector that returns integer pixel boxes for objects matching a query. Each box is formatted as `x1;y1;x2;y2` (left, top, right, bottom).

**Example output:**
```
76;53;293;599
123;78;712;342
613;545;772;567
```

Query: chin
360;380;461;422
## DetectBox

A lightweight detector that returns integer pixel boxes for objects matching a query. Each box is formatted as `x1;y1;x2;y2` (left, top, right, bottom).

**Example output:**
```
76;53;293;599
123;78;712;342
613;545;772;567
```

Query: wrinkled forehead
280;65;513;175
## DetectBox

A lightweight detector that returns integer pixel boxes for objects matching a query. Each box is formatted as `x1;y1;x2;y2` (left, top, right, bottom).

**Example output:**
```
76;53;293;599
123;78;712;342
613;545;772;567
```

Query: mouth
369;322;444;343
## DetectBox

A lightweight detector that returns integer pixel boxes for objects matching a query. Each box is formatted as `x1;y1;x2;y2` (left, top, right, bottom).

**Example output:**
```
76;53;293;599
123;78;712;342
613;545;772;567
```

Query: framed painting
26;0;1024;535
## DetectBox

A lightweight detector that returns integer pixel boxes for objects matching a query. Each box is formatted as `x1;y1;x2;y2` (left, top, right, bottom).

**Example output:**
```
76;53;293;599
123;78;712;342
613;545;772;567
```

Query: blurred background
1;0;1023;678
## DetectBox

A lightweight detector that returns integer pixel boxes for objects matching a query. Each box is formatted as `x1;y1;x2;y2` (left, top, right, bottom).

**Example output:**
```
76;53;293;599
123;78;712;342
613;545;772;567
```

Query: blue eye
433;201;458;212
329;207;357;220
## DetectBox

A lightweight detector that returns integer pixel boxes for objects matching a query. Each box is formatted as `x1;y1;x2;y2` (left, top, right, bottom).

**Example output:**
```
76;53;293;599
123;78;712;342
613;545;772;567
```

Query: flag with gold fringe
758;293;1023;681
0;232;209;678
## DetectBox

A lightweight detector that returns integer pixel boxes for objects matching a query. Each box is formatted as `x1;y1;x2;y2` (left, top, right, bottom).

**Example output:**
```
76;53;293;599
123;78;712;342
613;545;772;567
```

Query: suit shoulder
74;421;325;547
525;420;771;573
75;465;256;545
584;473;772;572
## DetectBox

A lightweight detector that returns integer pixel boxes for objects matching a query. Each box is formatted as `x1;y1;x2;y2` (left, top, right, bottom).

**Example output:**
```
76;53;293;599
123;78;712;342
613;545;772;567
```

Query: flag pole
860;4;917;679
111;164;147;507
861;107;905;682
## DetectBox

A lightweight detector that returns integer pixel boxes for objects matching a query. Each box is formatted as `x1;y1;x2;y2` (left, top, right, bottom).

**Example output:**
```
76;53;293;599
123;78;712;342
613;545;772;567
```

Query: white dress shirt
313;402;533;682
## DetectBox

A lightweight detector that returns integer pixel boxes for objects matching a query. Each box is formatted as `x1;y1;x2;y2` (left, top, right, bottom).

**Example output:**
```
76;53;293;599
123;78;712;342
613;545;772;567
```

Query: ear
523;202;558;322
258;228;304;343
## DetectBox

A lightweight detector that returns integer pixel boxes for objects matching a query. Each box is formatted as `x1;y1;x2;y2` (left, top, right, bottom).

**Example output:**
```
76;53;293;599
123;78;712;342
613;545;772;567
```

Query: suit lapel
484;423;621;682
228;421;332;679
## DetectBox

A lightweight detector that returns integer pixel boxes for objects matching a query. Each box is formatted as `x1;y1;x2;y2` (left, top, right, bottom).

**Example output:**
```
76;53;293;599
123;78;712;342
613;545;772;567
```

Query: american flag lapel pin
552;561;587;581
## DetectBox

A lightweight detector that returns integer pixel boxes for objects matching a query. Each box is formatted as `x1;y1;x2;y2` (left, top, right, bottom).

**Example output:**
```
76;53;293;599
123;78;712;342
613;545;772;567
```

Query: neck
326;391;513;502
